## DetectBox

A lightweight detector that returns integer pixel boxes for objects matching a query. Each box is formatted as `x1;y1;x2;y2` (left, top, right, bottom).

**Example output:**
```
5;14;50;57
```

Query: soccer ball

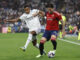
48;51;55;58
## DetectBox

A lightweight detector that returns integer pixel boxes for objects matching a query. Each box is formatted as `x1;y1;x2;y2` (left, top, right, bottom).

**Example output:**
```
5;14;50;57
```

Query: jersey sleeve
55;11;62;21
58;14;62;21
19;14;25;21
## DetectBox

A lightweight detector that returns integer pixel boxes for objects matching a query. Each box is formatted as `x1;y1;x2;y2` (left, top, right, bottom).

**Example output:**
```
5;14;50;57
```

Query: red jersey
46;11;62;31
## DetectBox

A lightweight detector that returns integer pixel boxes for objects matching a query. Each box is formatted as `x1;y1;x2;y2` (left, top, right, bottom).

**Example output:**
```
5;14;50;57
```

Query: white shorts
29;28;41;34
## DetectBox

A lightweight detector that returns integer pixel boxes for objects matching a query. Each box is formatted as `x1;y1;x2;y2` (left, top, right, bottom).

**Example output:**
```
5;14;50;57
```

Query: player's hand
4;19;10;23
39;11;45;17
32;11;45;17
3;19;7;23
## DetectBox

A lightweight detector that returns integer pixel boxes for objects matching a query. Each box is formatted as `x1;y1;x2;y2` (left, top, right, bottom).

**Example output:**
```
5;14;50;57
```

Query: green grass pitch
0;33;80;60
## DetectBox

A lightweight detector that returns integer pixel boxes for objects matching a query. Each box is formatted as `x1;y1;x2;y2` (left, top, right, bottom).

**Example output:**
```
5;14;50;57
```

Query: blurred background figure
59;13;66;38
0;0;80;40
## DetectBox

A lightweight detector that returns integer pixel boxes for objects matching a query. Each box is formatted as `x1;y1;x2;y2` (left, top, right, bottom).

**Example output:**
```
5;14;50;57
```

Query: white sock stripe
58;38;80;46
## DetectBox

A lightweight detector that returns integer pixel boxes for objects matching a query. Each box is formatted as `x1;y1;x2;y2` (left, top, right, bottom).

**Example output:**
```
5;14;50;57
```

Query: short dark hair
46;3;54;8
24;4;31;8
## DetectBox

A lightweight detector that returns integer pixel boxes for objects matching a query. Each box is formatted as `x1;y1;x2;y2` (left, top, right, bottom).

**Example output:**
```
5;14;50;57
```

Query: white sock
24;33;33;49
35;43;39;49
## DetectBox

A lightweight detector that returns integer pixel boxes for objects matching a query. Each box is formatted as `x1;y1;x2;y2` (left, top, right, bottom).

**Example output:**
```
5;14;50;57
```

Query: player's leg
24;33;33;49
59;31;62;38
50;31;58;54
39;37;46;55
59;25;63;38
31;30;41;49
51;35;57;52
39;30;51;56
36;37;47;58
30;30;47;55
36;30;50;58
20;33;33;51
32;33;39;48
20;29;40;52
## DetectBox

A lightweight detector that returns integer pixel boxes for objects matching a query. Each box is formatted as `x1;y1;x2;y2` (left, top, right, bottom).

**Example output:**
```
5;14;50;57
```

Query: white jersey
19;9;41;33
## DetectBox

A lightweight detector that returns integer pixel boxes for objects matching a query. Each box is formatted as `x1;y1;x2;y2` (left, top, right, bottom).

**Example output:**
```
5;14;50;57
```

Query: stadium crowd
0;0;80;33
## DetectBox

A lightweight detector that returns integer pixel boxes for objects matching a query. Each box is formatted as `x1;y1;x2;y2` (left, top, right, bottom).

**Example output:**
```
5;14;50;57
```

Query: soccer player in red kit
36;4;64;58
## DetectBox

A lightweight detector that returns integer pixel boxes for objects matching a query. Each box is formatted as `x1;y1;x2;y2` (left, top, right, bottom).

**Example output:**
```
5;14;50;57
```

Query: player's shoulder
20;13;27;18
32;9;38;11
31;9;39;13
53;11;60;15
32;9;37;10
21;13;28;16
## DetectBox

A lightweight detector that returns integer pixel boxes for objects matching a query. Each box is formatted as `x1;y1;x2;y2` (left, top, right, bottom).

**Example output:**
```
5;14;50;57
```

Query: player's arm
5;17;21;23
33;10;45;17
38;10;45;17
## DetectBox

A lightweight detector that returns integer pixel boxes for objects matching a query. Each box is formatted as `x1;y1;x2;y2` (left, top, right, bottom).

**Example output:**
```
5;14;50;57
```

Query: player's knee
51;35;57;41
32;40;37;46
40;37;46;44
30;31;36;35
40;40;46;44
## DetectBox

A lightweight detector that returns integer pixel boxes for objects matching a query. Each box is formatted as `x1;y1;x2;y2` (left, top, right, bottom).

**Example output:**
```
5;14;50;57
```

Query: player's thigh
40;30;51;43
50;31;58;40
43;30;51;41
35;28;41;34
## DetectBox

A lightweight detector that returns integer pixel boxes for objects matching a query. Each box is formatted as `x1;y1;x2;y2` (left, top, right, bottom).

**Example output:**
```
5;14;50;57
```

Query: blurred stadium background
0;0;80;34
0;0;80;60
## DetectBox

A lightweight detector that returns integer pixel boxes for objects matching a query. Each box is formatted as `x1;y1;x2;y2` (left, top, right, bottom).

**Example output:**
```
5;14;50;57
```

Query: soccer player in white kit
5;4;46;54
